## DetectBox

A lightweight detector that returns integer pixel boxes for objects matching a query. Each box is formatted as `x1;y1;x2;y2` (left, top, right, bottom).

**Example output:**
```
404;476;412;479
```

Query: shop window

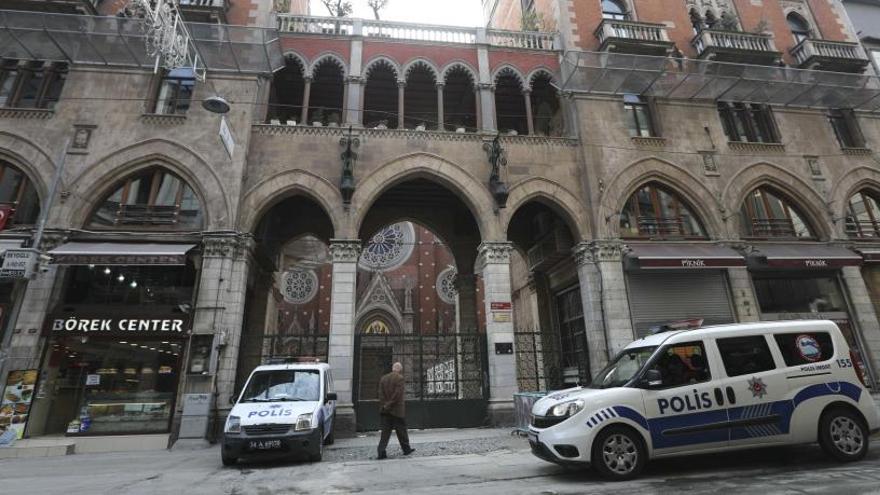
60;264;196;310
717;102;780;143
752;275;846;314
87;167;203;230
151;68;195;115
555;286;589;385
717;336;776;377
620;182;707;239
787;12;811;45
828;108;866;149
601;0;628;20
0;160;40;226
774;332;834;367
740;186;814;239
646;341;710;388
846;189;880;238
623;94;657;138
0;59;67;110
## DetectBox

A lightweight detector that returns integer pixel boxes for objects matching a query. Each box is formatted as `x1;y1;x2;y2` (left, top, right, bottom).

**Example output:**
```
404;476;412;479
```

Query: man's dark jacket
378;371;405;418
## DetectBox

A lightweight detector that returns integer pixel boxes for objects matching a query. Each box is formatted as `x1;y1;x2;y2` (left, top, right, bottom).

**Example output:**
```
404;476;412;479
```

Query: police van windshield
241;370;320;402
589;346;657;389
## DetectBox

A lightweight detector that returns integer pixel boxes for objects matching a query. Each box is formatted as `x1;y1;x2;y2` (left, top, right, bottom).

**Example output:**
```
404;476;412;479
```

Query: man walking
377;361;414;459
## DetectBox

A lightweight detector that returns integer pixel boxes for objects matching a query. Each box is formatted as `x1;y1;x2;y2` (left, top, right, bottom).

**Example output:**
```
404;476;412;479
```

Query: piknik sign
50;316;186;334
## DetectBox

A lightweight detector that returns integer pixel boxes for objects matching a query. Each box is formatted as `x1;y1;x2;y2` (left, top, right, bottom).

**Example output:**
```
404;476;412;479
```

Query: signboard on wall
0;248;37;279
0;369;38;440
47;315;189;335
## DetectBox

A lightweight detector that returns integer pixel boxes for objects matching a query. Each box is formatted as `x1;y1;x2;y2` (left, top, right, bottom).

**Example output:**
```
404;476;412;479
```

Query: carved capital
202;234;253;260
592;240;625;262
572;242;595;266
329;239;362;263
478;241;513;265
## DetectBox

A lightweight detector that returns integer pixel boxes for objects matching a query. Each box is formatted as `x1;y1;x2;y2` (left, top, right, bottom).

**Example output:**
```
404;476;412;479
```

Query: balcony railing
114;204;181;226
846;219;880;239
692;29;780;64
636;216;689;237
791;39;869;73
276;14;557;50
178;0;225;6
594;19;673;56
749;218;797;238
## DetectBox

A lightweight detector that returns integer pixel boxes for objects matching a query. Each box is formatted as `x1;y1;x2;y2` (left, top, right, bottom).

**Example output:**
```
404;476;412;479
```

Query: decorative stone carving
700;150;718;175
436;265;458;304
359;222;414;271
806;156;822;177
592;241;625;262
71;124;96;150
478;241;514;264
203;235;254;260
329;239;362;263
572;242;594;266
280;268;318;304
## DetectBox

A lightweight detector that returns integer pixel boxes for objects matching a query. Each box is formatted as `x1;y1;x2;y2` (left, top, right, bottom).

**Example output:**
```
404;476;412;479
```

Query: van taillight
850;349;868;387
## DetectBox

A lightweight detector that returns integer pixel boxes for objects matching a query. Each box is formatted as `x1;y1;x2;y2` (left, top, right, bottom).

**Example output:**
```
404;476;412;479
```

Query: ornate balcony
177;0;228;23
1;0;100;14
277;14;558;50
594;19;674;56
791;39;870;74
692;29;782;65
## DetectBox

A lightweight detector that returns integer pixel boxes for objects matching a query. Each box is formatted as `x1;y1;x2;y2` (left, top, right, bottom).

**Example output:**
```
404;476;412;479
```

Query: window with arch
87;167;203;230
740;186;814;239
0;160;39;226
787;12;811;45
620;183;707;238
845;189;880;238
601;0;628;20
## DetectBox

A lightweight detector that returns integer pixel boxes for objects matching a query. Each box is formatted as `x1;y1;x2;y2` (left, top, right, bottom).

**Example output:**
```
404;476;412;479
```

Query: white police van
529;320;880;480
222;361;336;466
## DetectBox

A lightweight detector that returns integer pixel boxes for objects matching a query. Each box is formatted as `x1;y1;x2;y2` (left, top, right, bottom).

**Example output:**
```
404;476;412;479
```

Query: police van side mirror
325;392;337;403
641;369;663;389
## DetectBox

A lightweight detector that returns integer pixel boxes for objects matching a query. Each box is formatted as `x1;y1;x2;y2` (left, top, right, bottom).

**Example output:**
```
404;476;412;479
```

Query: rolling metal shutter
626;271;735;338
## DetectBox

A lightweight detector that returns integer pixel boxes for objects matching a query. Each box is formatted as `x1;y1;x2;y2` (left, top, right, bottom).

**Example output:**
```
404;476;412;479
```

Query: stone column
522;88;534;136
397;81;406;129
474;86;482;131
346;76;364;125
327;239;361;434
300;76;312;125
593;241;634;356
478;83;497;133
478;241;516;425
573;242;610;376
727;267;760;323
841;266;880;383
436;82;445;131
347;19;364;125
475;28;497;133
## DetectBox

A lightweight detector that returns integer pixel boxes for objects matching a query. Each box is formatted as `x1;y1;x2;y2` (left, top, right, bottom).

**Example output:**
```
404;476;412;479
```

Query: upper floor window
845;189;880;239
623;94;656;138
828;108;865;149
0;59;67;110
786;12;811;45
620;182;707;239
717;102;780;144
0;160;40;226
740;186;814;239
87;167;203;230
151;68;195;115
601;0;627;20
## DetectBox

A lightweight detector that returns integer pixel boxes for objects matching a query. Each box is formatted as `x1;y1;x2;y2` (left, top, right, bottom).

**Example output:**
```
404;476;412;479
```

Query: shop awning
855;248;880;263
748;244;862;269
0;238;24;256
49;242;196;265
626;244;746;269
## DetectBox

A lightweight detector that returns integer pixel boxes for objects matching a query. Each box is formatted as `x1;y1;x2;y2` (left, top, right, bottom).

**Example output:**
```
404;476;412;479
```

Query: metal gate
353;332;488;430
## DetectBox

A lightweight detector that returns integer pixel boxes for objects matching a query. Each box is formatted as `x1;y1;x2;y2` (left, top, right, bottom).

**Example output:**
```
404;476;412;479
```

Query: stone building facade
0;0;879;448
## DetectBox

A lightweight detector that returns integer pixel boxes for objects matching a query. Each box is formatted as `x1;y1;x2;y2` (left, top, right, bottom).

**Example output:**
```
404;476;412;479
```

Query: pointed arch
308;52;347;78
402;58;439;83
0;131;54;204
830;167;880;238
526;67;556;90
492;65;526;89
440;61;478;86
240;169;344;236
598;156;723;239
281;51;309;75
503;177;587;241
619;181;709;239
362;56;400;80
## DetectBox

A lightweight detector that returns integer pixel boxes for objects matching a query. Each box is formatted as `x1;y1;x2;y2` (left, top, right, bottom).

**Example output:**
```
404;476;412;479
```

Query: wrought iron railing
276;14;557;50
261;334;329;363
595;19;670;45
749;218;798;238
178;0;226;7
692;29;777;56
791;39;868;66
636;216;687;237
114;204;180;225
846;219;880;238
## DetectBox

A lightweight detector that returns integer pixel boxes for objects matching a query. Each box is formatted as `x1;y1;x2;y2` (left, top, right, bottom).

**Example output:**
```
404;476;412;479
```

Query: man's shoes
402;447;415;456
377;452;387;460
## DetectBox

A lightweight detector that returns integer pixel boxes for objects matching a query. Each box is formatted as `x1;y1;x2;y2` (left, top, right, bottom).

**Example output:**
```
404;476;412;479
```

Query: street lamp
202;95;230;114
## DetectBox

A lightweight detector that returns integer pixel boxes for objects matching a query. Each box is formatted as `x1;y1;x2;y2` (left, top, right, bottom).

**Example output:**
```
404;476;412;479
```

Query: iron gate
353;332;488;430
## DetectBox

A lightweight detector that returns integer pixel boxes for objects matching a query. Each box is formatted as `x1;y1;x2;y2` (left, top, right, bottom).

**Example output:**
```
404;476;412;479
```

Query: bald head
392;362;403;373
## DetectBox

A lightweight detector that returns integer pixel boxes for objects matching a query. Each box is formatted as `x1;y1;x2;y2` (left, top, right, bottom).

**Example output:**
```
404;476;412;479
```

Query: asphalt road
3;430;880;494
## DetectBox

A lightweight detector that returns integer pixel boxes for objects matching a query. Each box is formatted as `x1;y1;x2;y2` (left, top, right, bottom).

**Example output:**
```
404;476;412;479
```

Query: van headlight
549;399;585;418
225;415;241;434
294;413;313;431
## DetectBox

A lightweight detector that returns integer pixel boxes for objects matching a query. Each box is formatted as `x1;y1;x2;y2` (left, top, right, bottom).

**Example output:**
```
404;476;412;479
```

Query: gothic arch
723;162;831;239
0;131;54;204
830;167;880;238
281;51;309;74
65;139;229;230
308;52;347;78
402;58;440;82
240;169;344;236
362;56;401;79
492;65;526;89
503;177;588;240
351;152;500;241
526;67;556;90
598;157;723;239
439;61;478;86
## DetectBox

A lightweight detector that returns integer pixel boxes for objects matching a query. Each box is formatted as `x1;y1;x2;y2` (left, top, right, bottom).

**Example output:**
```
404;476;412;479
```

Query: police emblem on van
796;334;822;362
747;377;768;398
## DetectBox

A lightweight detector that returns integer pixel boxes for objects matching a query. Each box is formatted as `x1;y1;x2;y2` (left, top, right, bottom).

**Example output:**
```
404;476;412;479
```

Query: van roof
625;320;840;349
251;362;331;372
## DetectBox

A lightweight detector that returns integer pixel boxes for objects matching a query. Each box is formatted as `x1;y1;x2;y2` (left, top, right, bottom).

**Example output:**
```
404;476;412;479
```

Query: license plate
528;432;537;444
249;439;282;451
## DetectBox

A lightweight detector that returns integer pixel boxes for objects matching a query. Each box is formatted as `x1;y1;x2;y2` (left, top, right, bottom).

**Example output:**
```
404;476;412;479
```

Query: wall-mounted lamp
483;133;509;209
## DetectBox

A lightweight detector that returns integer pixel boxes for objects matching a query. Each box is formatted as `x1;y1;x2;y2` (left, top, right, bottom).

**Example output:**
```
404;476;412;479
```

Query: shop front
624;244;744;337
746;244;875;387
23;242;197;438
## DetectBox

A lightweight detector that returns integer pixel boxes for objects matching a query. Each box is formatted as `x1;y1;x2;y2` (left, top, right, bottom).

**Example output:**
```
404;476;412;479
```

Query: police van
221;361;336;466
528;320;880;480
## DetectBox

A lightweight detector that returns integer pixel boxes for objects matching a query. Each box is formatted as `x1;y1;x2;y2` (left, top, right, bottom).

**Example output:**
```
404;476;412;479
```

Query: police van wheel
221;453;237;467
591;425;646;481
819;407;869;462
310;428;324;462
